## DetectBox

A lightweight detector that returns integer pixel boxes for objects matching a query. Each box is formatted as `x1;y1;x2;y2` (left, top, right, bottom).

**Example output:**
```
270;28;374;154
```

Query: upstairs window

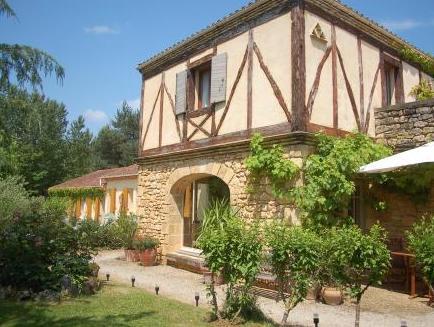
382;53;403;107
193;62;211;110
385;63;398;106
175;53;227;116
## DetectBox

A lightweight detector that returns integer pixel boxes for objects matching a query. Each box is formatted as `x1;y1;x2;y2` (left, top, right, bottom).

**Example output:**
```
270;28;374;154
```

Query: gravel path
95;250;434;327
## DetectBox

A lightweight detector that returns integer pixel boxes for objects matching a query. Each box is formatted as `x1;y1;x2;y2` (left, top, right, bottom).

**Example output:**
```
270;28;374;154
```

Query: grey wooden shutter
210;53;227;104
175;70;188;115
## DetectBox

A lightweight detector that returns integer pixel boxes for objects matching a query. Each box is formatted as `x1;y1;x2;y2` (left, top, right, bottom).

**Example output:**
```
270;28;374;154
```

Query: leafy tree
406;215;434;304
324;224;390;327
93;101;139;168
197;201;263;322
0;87;68;194
65;116;94;179
0;0;64;92
265;223;322;326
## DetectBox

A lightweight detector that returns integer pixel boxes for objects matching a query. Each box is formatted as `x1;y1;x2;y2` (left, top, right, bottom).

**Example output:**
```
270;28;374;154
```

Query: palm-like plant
0;0;64;92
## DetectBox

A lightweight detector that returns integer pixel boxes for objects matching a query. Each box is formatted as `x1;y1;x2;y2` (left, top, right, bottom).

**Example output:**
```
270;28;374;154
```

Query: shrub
197;202;263;322
0;178;98;294
132;236;159;250
0;176;37;224
324;224;390;327
114;213;138;249
406;215;434;299
409;80;434;100
265;222;323;325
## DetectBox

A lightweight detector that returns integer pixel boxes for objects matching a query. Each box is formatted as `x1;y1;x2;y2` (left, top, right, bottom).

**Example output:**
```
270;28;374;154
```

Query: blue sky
2;0;434;133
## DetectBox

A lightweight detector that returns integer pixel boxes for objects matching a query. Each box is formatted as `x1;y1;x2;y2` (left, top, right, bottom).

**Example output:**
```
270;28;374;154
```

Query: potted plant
115;213;139;262
133;237;159;266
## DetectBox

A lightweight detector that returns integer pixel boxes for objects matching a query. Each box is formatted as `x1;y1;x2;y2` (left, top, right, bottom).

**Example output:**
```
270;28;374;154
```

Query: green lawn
0;284;274;327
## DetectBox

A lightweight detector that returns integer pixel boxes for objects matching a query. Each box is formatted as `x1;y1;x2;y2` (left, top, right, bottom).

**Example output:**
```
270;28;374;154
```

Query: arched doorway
182;175;230;248
168;173;230;252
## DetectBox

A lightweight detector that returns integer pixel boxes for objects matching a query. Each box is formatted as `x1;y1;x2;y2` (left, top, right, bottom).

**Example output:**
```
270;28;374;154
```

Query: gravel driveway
95;250;433;327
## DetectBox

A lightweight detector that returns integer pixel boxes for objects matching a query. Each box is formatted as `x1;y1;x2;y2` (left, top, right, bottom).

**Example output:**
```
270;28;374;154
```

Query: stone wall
364;184;434;244
375;98;434;151
136;134;314;258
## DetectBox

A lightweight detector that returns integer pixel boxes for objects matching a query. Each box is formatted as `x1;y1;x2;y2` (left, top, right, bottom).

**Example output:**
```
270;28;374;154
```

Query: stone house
135;0;433;269
49;165;138;220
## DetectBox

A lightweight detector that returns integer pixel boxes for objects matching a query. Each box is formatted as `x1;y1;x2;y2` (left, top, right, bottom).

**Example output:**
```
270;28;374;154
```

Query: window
384;63;398;106
175;53;227;115
191;62;211;110
382;54;403;107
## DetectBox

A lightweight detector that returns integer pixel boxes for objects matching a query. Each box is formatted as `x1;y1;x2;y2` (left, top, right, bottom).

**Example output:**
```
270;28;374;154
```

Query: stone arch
161;162;240;255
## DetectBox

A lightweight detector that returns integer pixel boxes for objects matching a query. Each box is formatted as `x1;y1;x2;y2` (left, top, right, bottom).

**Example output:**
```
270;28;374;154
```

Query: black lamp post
194;292;200;307
131;276;135;287
155;284;160;295
106;273;110;282
313;313;319;327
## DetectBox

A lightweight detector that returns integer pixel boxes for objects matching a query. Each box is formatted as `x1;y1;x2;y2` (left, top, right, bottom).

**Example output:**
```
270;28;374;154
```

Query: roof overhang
137;0;432;78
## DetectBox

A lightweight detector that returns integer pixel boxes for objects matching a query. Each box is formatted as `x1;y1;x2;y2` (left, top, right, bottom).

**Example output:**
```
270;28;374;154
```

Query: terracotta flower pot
306;284;321;301
124;249;140;262
138;248;157;266
321;287;343;305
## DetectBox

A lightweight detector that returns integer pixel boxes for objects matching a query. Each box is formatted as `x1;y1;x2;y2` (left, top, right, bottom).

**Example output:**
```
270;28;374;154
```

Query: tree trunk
355;296;361;327
210;273;221;320
280;309;289;326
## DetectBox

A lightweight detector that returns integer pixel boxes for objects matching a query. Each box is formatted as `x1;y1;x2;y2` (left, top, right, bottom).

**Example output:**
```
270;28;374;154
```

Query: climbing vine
400;47;434;77
48;187;105;199
246;132;391;228
245;133;299;198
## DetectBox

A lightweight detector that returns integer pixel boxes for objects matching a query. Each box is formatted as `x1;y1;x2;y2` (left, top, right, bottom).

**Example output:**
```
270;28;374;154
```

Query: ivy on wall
245;134;300;198
400;47;434;78
245;133;391;228
48;187;105;200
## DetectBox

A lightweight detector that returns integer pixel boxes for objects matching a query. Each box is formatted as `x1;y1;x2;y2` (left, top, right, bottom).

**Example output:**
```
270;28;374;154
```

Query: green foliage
323;224;390;326
293;133;391;228
0;0;64;92
0;182;97;292
65;116;94;180
93;102;139;169
324;224;390;299
409;80;434;100
400;47;434;78
246;132;391;228
381;164;434;203
0;176;36;223
245;133;299;198
0;0;16;18
132;237;159;250
197;202;263;321
406;215;434;292
48;187;105;200
0;87;69;195
115;213;138;250
265;222;322;325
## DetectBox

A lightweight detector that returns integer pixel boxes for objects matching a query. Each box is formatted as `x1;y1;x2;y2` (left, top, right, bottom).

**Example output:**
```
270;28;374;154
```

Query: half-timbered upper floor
137;0;434;158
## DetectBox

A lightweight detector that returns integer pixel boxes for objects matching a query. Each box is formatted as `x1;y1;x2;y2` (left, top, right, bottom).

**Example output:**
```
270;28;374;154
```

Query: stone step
166;250;207;274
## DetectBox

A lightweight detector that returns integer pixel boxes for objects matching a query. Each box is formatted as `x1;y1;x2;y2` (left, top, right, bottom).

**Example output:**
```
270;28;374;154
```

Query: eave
137;0;432;79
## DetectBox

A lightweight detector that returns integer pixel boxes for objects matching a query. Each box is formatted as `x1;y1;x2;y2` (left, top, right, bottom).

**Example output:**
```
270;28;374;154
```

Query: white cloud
381;19;423;31
83;109;109;124
84;25;119;35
